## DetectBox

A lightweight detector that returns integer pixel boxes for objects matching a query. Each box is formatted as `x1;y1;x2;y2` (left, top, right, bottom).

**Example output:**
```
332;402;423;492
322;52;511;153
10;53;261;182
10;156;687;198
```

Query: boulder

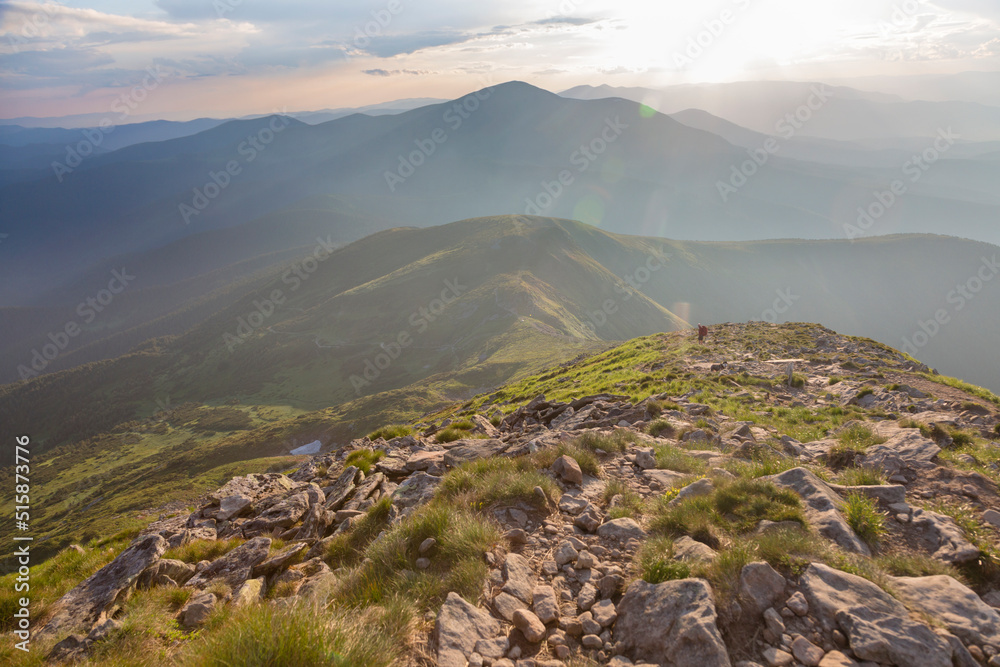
798;563;905;633
177;592;217;630
323;466;359;511
443;439;509;467
670;477;714;505
502;553;535;604
533;585;560;624
615;578;731;667
436;592;501;667
835;605;953;667
858;430;940;479
910;509;980;564
231;578;265;607
251;542;308;578
406;450;444;471
891;574;1000;646
243;492;310;533
739;562;786;616
391;471;441;512
186;536;271;590
763;468;870;555
672;536;717;562
208;473;295;504
39;534;167;638
513;608;546;643
597;518;647;543
552;455;584;486
216;494;252;521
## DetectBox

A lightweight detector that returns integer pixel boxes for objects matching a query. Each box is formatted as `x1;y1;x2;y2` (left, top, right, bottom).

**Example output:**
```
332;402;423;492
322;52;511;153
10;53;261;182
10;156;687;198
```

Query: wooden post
786;362;794;386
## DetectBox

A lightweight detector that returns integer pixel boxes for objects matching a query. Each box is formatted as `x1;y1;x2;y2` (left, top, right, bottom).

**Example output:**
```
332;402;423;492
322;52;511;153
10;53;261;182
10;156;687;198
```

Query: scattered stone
177;592;217;630
492;591;528;621
762;648;794;667
231;578;264;607
597;518;647;543
552;455;584;486
554;541;579;566
739;561;786;616
786;591;809;617
513;608;546;643
502;553;536;604
578;583;598;611
790;636;824;666
533;585;560;624
592;599;617;627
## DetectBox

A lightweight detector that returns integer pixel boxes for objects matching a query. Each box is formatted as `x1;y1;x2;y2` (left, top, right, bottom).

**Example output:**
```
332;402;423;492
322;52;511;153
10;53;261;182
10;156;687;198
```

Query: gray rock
835;605;953;667
615;578;731;667
592;599;617;627
436;592;500;667
984;509;1000;529
635;448;657;470
597;518;647;543
558;493;589;515
816;651;858;667
739;562;786;616
474;636;509;660
577;583;598;611
554;541;579;566
513;608;546;643
763;467;870;556
673;536;717;562
186;536;271;590
790;636;824;666
762;647;794;666
231;578;265;606
670;477;715;505
492;591;527;621
892;574;1000;646
643;469;688;489
244;492;309;533
252;542;308;578
444;439;509;467
858;429;940;479
502;553;536;604
323;466;359;511
575;506;602;532
208;473;295;504
799;563;905;634
533;585;559;624
910;509;980;563
217;494;252;521
391;471;440;512
39;534;167;638
177;592;217;630
552;455;584;486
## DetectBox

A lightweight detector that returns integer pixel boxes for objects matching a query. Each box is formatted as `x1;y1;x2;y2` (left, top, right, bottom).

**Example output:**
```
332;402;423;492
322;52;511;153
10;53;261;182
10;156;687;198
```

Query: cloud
362;68;434;76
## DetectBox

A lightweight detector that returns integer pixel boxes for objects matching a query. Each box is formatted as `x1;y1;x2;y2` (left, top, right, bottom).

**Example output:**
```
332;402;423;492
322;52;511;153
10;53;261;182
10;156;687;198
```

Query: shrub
438;457;558;511
435;427;476;444
577;430;637;453
368;425;413;441
653;444;706;475
637;537;691;583
844;493;886;547
602;479;645;519
345;449;386;474
179;600;405;666
647;420;675;438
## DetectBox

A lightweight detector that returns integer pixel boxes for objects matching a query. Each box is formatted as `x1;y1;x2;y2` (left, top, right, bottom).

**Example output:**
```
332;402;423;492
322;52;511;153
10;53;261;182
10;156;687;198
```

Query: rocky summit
15;323;1000;666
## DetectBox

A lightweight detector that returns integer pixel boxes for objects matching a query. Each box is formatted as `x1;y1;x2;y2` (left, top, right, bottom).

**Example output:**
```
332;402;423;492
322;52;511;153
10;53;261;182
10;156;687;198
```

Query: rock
582;634;603;649
231;578;264;606
252;542;308;578
406;450;444;471
558;493;589;515
762;647;794;666
297;570;337;601
576;550;596;570
643;469;688;489
244;492;309;533
835;605;953;667
502;553;536;604
533;585;560;624
178;592;217;630
984;509;1000;529
554;541;579;566
436;592;500;667
39;534;168;638
552;455;584;485
671;477;715;505
47;634;89;662
615;578;731;666
858;430;941;479
217;494;252;521
785;591;808;616
186;536;271;590
791;636;824;666
671;536;718;563
391;471;440;512
342;473;384;511
739;562;786;616
443;439;509;467
492;591;528;621
578;610;601;635
817;651;858;667
323;466;359;511
575;506;602;532
592;599;617;627
910;509;981;563
597;518;647;543
513;609;546;643
209;473;295;505
419;537;437;554
763;468;870;556
578;583;598;611
763;607;785;637
635;448;657;470
891;574;1000;646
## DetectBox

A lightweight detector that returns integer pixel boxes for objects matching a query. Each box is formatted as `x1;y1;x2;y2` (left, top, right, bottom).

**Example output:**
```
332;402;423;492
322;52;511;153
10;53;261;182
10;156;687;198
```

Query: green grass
368;425;414;440
829;423;887;467
179;599;408;666
647;419;675;438
164;537;244;564
437;457;559;511
532;443;601;477
344;449;386;474
837;466;888;486
577;429;638;453
919;373;1000;406
844;493;886;547
435;427;477;443
647;478;806;545
653;443;707;474
603;479;645;519
636;536;691;583
722;450;800;479
325;497;395;568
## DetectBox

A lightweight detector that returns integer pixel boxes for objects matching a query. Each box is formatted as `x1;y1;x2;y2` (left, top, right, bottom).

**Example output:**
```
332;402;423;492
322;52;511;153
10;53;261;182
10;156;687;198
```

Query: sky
1;0;999;120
